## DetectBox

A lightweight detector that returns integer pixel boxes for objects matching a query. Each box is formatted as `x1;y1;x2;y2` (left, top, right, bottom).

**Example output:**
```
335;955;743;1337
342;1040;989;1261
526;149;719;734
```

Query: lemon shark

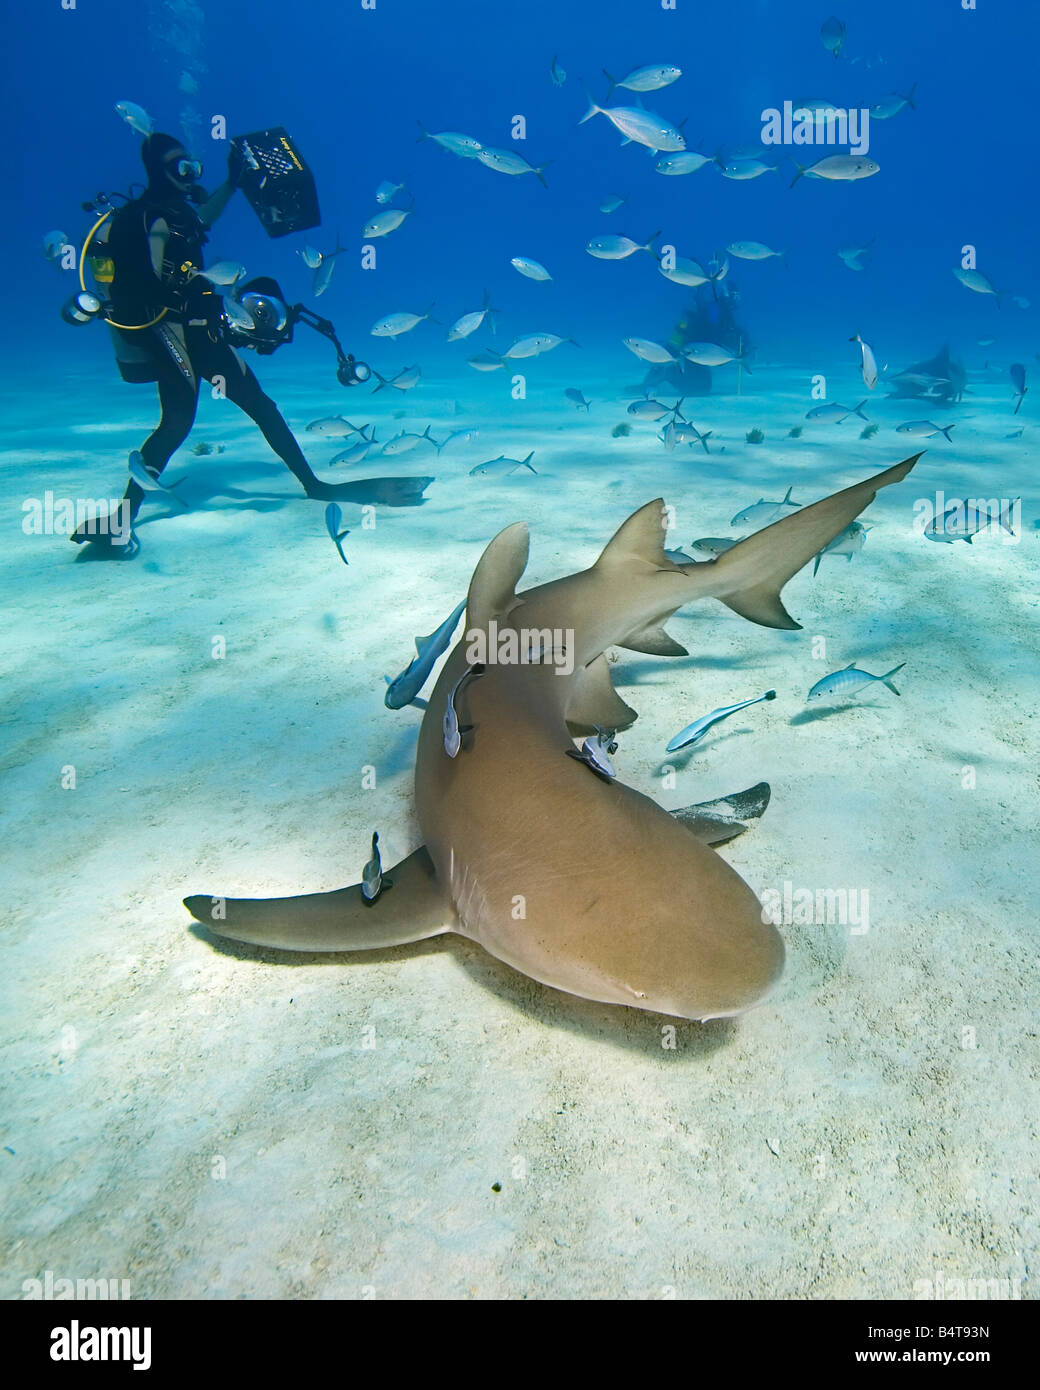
185;455;919;1021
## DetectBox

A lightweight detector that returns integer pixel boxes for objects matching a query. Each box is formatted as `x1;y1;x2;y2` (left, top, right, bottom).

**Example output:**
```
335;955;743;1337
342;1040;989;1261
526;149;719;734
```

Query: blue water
10;0;1040;387
4;0;1038;1305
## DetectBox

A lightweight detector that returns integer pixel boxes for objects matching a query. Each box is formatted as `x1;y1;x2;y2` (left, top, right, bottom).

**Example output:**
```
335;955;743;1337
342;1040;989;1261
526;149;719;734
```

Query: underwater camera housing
230;127;320;239
224;277;370;386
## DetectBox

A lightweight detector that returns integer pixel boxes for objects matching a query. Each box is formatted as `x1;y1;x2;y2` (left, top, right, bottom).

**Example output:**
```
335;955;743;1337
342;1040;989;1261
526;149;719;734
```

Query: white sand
2;357;1037;1299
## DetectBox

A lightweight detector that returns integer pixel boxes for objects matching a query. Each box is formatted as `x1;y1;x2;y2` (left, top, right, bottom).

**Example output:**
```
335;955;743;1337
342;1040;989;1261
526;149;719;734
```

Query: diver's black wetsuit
105;187;328;521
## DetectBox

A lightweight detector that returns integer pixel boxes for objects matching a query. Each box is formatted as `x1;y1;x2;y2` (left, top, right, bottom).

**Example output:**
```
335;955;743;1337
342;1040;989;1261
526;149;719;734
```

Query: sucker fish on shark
185;455;920;1023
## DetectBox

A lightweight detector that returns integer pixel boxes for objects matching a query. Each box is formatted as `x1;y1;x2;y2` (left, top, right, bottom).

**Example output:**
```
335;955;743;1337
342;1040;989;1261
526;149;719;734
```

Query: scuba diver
71;132;363;556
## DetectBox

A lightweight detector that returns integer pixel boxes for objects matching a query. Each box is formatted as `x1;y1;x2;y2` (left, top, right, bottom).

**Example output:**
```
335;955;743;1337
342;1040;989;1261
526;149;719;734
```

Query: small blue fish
565;388;591;412
666;691;776;752
1011;363;1027;415
385;600;466;709
324;503;350;565
807;663;906;701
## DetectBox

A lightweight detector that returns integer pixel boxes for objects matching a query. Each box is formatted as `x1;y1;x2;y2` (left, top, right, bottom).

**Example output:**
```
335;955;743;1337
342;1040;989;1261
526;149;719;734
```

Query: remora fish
361;833;388;902
666;690;777;752
566;728;619;780
385;599;467;708
185;456;920;1022
443;662;486;757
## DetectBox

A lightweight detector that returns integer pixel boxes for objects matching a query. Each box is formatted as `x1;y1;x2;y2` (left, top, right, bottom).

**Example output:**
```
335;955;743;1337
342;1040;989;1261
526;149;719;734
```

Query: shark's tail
694;455;921;628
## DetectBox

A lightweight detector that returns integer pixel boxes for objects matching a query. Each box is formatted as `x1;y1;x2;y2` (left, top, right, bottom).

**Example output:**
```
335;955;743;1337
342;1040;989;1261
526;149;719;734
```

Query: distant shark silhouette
185;456;919;1022
886;344;965;404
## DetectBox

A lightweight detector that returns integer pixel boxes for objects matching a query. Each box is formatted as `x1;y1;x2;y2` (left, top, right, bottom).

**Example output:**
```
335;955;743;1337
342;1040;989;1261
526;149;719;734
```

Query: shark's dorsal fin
594;499;684;573
466;522;529;631
565;654;638;734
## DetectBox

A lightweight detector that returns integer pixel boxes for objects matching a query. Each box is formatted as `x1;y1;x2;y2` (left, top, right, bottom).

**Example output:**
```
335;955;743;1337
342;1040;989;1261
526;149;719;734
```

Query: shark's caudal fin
466;521;529;631
184;847;456;952
700;455;921;629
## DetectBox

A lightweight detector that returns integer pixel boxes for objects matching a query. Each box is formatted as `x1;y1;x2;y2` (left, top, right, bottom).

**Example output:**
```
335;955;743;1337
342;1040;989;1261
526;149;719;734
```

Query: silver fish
579;84;685;152
731;487;800;528
721;159;777;180
655;151;716;175
502;333;575;358
372;365;422;392
370;305;436;338
306;416;367;437
379;425;437;457
330;440;376;467
467;352;506;372
623;337;675;363
586;231;659;260
550;55;567;87
850;332;879;390
511;256;553;281
434;428;479;453
952;266;1000;299
477;147;549;185
666;690;776;753
375;178;407;204
812;521;870;575
690;536;737;559
298;245;322;269
385;599;466;709
683;341;749;369
565;388;591;411
362;205;413;239
416;124;483;159
313;238;345;296
603;64;681;97
1011;363;1027;414
447;293;496;341
221;296;256;331
896;420;955;440
43;230;70;263
924;500;1016;544
870;85;917;119
628;397;674;418
600;194;627;213
792;155;880;187
805;400;868;424
807;663;906;701
838;241;874;270
658;255;713;287
443;663;485;757
469;451;537;477
115;100;153;135
198;261;247;286
727;241;784;261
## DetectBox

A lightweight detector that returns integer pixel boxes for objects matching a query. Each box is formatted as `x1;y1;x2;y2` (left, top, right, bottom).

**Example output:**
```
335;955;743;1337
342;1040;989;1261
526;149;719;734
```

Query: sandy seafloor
2;350;1038;1300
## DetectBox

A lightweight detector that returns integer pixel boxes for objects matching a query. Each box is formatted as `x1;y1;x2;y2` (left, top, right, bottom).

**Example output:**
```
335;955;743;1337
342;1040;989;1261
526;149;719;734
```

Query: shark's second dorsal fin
466;522;529;631
565;653;638;734
594;499;684;574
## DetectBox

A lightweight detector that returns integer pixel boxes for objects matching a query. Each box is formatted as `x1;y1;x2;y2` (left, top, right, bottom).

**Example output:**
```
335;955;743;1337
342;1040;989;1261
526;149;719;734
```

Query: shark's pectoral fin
185;847;457;953
697;457;921;631
671;783;772;846
565;653;638;734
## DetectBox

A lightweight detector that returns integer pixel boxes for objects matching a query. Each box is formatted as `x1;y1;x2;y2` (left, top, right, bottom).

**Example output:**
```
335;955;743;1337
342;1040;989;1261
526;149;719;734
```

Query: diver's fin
698;456;921;630
671;782;771;845
185;847;456;953
565;653;638;734
617;621;688;657
594;498;685;574
466;521;529;631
